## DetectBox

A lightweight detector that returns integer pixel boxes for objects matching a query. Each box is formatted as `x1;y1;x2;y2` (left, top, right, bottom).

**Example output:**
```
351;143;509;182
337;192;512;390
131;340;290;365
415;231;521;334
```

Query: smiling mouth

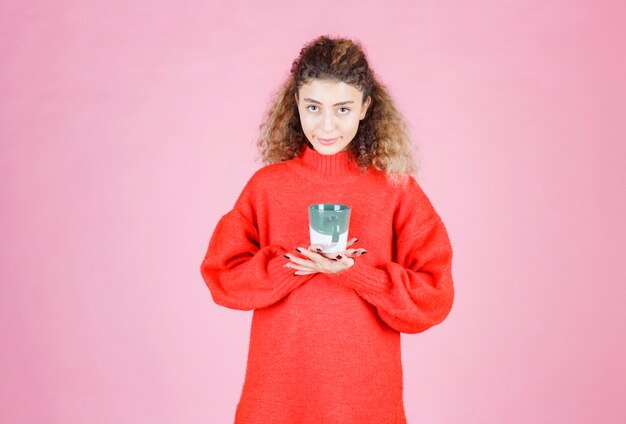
317;137;339;145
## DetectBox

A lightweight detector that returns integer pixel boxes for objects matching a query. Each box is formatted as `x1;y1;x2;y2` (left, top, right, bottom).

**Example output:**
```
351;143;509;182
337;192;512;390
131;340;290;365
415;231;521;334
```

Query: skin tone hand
283;238;368;276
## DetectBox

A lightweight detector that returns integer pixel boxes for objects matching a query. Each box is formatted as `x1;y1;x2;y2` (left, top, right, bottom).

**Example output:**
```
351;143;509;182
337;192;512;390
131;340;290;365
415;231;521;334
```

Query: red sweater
200;145;454;423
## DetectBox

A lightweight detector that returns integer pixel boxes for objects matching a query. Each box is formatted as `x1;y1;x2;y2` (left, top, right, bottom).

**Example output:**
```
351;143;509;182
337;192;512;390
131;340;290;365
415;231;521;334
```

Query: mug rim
308;203;350;211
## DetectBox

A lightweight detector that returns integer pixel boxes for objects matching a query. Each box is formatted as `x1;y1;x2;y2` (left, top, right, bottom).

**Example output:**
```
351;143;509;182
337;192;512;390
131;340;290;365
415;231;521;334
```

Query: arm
330;178;455;334
199;177;314;311
331;217;454;333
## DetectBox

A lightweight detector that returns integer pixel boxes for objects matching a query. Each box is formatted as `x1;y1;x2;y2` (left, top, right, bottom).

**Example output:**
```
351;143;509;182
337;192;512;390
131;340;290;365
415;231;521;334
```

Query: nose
323;110;335;132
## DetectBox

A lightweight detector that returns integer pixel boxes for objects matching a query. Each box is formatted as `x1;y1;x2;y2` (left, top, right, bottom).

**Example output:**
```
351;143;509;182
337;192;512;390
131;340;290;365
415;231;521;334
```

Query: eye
306;105;318;112
338;107;351;114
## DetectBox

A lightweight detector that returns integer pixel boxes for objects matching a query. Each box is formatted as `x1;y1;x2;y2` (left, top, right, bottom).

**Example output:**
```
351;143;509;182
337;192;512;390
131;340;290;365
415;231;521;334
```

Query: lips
317;137;339;145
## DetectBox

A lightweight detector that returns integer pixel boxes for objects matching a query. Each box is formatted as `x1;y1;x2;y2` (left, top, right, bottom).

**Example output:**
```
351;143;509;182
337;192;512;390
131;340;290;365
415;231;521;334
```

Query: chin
312;142;349;155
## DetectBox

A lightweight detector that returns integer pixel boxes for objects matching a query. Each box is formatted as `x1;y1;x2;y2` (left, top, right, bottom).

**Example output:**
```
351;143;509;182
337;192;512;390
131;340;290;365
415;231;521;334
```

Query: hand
284;238;368;276
309;237;367;260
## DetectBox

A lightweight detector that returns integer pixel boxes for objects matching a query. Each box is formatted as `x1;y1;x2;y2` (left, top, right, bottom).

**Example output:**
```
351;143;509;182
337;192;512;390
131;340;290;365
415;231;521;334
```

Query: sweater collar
296;144;364;178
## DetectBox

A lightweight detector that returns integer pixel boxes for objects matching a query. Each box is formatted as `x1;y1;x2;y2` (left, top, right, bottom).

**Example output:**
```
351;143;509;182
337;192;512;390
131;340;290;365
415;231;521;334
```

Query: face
295;79;371;155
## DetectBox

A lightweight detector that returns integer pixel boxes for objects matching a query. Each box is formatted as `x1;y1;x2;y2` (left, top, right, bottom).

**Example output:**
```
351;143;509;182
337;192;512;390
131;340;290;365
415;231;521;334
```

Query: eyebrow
303;98;355;106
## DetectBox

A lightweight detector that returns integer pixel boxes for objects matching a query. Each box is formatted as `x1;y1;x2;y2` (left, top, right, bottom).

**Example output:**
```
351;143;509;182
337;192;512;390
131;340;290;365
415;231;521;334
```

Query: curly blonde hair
256;35;421;186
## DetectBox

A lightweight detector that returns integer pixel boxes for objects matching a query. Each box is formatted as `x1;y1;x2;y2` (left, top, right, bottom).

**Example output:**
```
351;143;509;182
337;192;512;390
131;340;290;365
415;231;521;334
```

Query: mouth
317;137;339;145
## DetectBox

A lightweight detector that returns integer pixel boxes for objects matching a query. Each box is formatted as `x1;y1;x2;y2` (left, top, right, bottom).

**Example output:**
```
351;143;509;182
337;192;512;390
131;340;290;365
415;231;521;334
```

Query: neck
296;144;363;178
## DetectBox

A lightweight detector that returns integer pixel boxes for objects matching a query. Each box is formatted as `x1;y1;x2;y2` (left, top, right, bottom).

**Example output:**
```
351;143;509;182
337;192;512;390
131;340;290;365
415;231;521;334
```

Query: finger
318;252;346;261
346;237;359;248
307;245;340;261
299;245;350;262
285;262;317;272
294;270;319;275
342;249;360;258
286;249;325;266
336;256;355;268
308;244;325;253
284;253;315;267
321;257;353;275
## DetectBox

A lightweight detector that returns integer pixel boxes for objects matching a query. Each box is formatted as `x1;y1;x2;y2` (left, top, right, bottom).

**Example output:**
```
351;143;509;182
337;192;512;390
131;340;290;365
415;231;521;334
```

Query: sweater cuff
329;259;390;294
261;251;298;288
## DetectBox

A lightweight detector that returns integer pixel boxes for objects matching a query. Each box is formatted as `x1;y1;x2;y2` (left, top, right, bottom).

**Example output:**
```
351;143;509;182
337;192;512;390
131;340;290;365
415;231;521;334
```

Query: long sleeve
330;176;454;334
199;176;314;311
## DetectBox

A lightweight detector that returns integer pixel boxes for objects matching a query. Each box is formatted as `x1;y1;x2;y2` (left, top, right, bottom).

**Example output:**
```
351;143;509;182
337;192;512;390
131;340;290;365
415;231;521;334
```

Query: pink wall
1;1;624;422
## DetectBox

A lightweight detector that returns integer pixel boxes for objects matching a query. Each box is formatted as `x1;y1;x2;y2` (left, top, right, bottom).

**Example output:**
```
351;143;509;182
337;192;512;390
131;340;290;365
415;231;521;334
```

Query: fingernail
295;247;302;252
354;238;359;242
361;251;368;255
293;272;298;276
283;254;290;259
336;254;342;259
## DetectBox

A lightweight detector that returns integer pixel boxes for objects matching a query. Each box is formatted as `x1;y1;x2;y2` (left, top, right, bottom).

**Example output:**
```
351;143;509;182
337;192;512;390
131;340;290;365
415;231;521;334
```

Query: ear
360;95;372;120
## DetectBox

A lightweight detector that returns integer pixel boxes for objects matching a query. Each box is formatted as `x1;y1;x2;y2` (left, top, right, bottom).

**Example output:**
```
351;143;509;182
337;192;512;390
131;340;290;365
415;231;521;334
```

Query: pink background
1;0;624;422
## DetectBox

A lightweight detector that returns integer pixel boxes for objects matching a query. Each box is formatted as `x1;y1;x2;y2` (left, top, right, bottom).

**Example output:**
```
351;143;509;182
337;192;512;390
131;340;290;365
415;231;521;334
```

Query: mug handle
330;216;340;243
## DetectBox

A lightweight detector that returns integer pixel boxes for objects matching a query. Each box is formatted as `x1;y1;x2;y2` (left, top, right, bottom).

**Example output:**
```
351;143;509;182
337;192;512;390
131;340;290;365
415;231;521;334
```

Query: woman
200;35;454;423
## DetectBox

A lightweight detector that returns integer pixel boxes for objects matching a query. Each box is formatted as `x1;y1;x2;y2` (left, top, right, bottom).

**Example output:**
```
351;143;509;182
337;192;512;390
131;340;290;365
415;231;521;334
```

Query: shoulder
391;174;442;239
244;161;290;190
391;174;432;204
235;161;290;203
